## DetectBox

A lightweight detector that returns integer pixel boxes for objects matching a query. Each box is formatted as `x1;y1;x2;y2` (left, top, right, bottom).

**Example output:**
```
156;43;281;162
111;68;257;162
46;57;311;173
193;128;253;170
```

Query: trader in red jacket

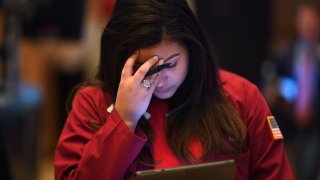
55;0;294;179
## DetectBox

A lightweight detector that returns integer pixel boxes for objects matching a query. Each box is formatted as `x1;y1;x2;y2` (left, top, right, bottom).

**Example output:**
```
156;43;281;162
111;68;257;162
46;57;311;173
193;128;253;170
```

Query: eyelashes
167;62;177;68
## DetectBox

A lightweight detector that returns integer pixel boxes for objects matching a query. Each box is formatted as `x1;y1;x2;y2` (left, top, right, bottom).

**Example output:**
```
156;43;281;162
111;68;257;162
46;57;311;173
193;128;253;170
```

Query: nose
156;70;168;88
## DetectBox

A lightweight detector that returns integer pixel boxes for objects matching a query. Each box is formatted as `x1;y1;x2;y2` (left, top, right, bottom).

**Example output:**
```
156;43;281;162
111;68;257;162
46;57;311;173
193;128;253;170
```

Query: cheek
174;61;188;83
181;59;189;79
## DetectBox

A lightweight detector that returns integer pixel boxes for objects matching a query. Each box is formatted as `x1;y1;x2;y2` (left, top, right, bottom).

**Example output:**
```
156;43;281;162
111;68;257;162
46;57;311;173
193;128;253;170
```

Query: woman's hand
115;51;161;131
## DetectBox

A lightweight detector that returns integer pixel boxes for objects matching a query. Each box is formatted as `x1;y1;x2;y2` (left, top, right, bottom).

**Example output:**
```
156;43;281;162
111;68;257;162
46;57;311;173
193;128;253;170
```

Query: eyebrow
164;53;180;62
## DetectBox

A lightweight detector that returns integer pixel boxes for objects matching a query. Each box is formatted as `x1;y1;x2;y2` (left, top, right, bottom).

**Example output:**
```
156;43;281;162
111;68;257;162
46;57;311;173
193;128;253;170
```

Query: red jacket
54;70;294;179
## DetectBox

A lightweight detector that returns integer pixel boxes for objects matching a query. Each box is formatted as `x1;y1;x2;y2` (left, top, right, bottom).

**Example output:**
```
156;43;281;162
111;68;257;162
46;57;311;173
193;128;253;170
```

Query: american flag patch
267;116;283;140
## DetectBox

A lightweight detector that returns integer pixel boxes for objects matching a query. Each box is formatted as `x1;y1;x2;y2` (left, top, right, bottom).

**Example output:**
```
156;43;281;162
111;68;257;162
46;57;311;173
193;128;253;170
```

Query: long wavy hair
95;0;247;164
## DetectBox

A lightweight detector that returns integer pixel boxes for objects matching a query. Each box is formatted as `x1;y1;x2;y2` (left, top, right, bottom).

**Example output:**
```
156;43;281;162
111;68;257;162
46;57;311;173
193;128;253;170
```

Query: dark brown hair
94;0;246;163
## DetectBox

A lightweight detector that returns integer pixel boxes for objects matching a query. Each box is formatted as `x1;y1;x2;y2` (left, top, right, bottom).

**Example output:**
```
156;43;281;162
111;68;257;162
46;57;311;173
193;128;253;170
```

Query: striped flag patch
267;116;283;140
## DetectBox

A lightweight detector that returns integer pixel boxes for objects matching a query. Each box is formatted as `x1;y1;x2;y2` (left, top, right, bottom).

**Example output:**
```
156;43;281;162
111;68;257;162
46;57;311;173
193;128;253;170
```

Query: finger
156;58;164;66
133;55;159;83
141;70;159;90
148;72;161;92
121;51;139;79
144;58;164;86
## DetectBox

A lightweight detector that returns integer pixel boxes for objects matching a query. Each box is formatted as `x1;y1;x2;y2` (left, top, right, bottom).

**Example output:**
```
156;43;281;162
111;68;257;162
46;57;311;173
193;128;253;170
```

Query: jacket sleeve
54;88;146;180
246;85;294;179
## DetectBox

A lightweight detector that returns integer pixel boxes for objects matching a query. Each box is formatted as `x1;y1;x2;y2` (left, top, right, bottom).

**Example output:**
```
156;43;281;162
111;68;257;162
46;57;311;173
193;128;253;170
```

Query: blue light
278;77;298;103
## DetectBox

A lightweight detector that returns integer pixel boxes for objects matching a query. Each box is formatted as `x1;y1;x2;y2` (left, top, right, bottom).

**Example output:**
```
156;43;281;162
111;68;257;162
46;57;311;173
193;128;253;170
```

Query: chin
154;91;175;99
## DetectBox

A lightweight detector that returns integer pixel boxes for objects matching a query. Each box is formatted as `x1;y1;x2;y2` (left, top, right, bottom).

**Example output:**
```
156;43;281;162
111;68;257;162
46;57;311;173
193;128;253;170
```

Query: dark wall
197;0;270;84
22;0;86;40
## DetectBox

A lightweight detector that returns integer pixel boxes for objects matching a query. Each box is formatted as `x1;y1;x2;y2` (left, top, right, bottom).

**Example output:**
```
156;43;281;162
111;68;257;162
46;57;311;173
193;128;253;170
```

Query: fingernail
158;58;164;65
153;56;158;60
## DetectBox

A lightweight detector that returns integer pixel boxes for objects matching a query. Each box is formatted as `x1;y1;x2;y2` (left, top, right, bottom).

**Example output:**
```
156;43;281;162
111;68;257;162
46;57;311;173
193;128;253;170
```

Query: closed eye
167;62;177;68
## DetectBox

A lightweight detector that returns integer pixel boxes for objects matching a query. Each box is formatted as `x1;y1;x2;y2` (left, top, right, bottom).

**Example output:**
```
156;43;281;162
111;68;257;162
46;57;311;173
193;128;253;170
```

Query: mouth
155;87;170;94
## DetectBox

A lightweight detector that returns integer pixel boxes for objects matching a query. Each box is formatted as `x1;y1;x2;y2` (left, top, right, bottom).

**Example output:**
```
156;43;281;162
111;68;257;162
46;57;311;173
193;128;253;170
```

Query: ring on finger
142;79;152;88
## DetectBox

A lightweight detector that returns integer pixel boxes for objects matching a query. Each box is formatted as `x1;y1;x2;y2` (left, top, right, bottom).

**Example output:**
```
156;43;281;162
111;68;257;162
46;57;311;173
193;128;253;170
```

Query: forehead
137;40;187;64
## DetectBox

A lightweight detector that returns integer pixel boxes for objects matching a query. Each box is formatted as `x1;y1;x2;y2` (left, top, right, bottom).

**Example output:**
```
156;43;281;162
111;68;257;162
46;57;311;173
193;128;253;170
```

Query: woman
54;0;293;179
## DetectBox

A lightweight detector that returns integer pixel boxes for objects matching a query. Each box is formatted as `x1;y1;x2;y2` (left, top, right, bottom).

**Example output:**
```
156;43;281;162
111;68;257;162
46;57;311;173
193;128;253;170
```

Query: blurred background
0;0;319;179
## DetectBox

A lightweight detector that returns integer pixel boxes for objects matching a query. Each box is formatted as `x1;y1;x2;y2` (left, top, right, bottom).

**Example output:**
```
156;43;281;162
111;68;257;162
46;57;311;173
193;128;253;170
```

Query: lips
155;87;170;94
